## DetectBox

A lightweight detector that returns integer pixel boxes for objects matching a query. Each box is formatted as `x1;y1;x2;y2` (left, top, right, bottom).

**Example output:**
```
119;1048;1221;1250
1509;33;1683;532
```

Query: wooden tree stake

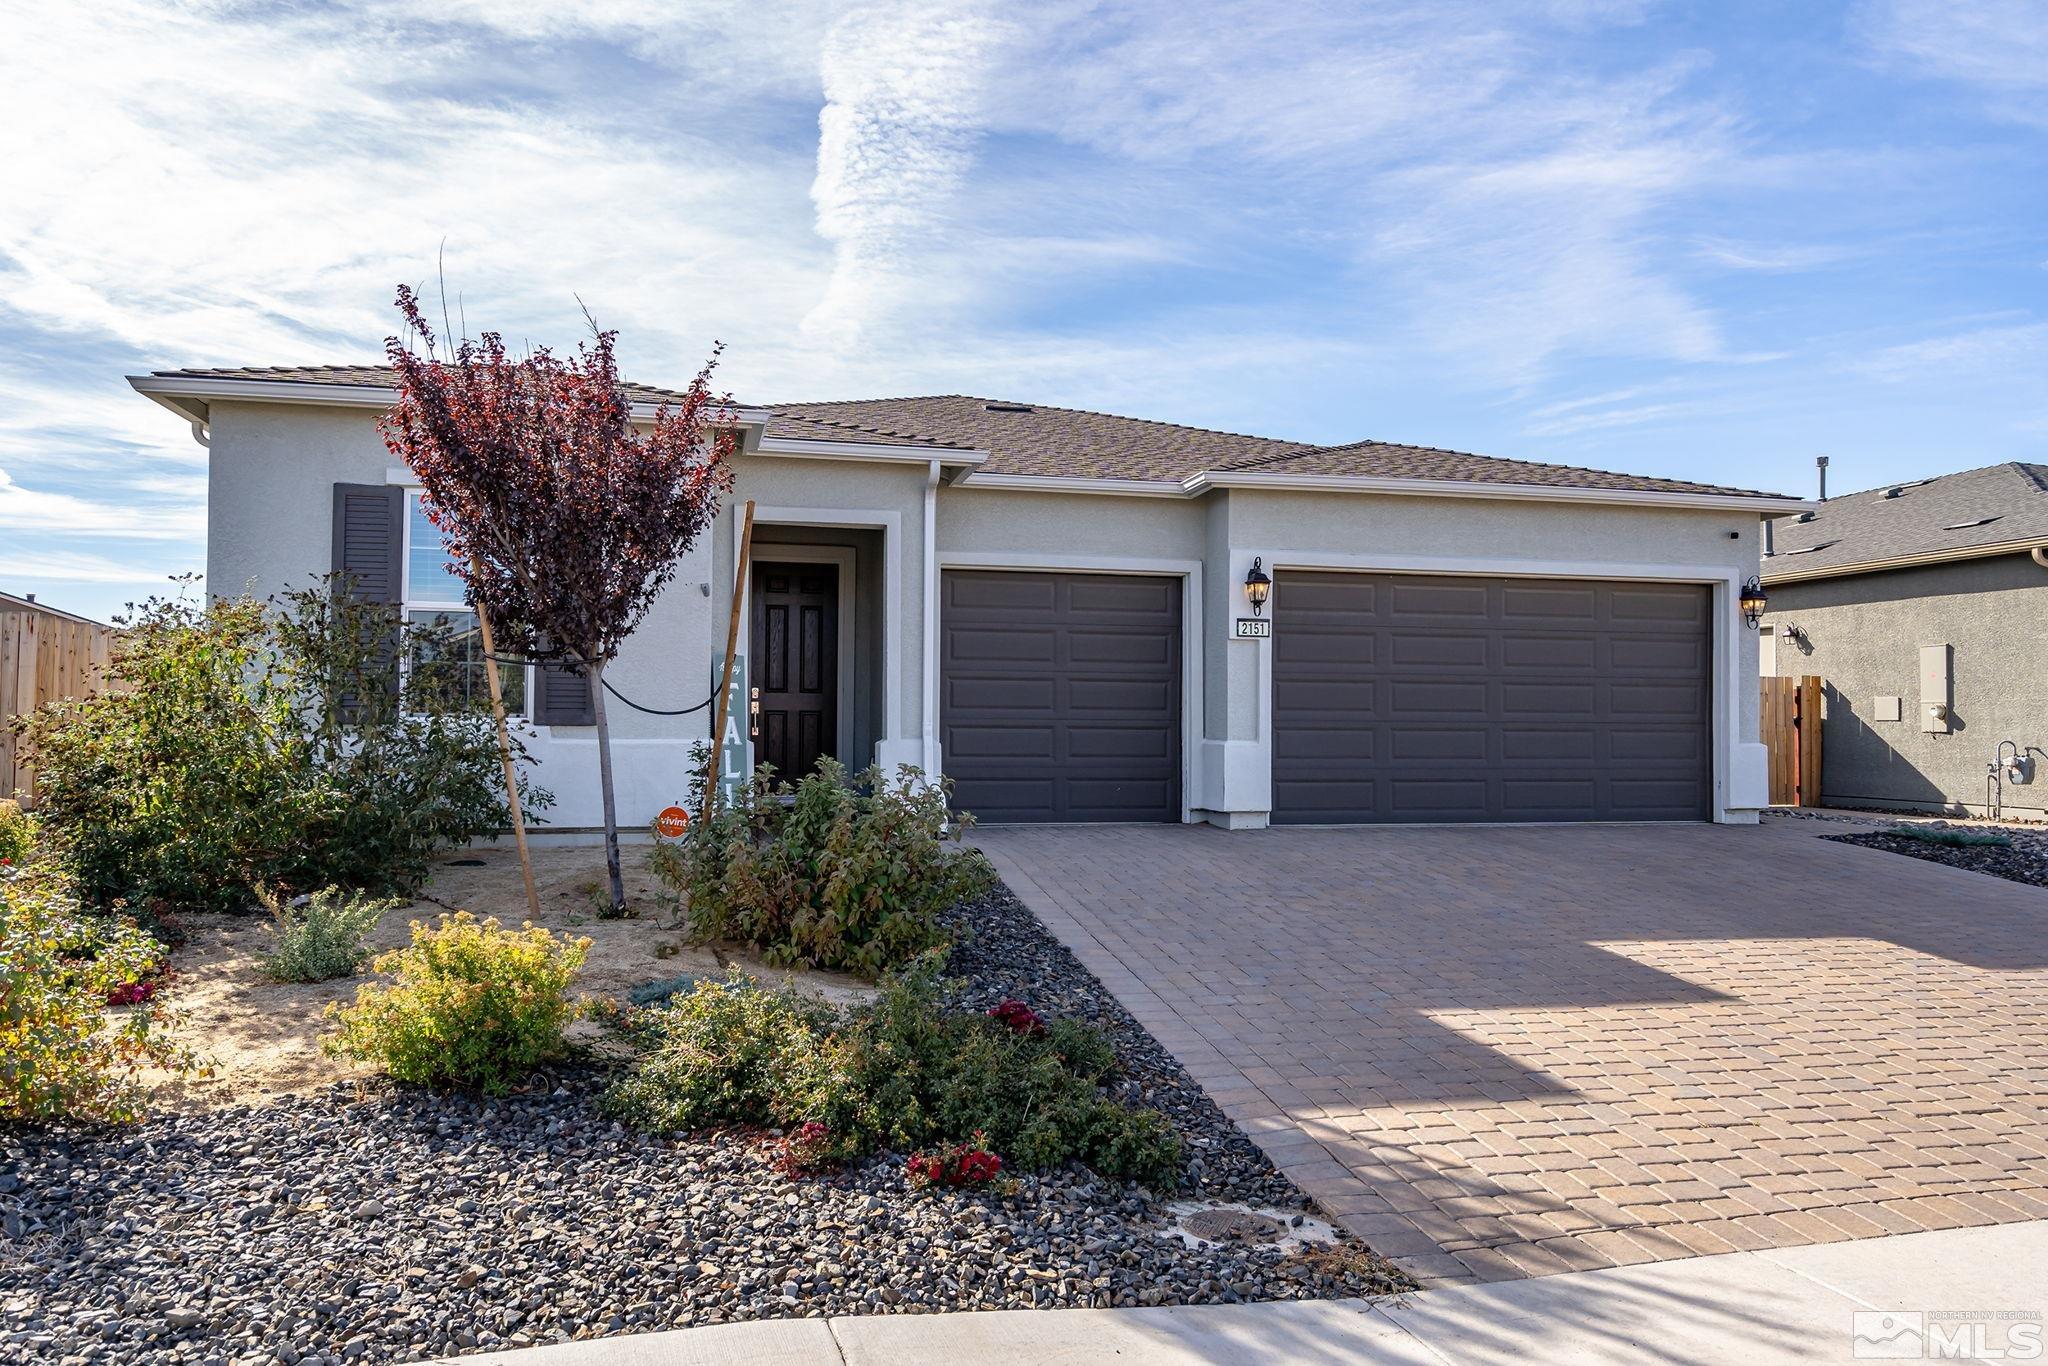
473;557;541;922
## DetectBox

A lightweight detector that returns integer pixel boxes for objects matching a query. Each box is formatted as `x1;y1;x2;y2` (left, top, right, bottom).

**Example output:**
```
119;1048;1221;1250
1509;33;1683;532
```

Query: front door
749;561;838;780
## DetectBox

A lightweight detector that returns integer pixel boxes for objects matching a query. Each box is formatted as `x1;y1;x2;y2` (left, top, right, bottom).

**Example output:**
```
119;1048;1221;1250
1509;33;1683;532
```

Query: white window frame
400;489;530;714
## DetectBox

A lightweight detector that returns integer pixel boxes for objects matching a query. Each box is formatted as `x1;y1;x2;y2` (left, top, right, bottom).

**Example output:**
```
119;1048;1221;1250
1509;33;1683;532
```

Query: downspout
2032;546;2048;572
922;459;941;778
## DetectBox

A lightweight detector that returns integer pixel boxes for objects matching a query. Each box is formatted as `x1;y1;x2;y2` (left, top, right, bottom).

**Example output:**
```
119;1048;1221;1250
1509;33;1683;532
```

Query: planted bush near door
653;759;994;977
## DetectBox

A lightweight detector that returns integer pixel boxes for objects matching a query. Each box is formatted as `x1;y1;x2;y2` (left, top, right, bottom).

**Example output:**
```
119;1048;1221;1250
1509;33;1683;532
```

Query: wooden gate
1760;674;1823;807
1;596;120;805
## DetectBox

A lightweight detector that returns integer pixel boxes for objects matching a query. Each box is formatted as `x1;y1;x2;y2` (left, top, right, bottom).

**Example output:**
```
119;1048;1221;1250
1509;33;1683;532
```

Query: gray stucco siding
1763;553;2048;818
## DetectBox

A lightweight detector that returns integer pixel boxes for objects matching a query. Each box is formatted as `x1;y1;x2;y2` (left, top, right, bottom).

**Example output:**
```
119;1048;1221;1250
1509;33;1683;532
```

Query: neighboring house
1761;462;2048;820
132;366;1798;835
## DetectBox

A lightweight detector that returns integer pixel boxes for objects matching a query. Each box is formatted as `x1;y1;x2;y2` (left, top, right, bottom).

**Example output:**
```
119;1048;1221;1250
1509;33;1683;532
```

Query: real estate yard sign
714;654;750;806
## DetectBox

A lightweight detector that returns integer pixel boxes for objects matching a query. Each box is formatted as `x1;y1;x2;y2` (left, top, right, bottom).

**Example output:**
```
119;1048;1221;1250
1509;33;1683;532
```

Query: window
403;492;526;713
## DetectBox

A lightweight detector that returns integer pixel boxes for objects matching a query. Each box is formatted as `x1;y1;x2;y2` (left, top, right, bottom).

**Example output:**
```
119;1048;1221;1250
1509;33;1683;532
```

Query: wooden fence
1;600;119;804
1760;674;1824;807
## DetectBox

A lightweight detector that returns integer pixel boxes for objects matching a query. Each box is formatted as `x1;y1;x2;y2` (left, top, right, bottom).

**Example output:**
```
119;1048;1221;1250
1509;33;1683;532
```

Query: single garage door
1273;572;1711;823
941;570;1181;822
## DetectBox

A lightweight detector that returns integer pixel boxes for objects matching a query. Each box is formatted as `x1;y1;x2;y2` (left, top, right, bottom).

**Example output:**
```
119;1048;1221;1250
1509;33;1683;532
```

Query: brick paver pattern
973;821;2048;1285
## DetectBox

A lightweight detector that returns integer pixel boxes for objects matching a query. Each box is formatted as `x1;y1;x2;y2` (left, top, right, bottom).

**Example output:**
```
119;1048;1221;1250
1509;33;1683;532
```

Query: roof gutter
1764;536;2048;585
1187;469;1812;514
127;374;778;429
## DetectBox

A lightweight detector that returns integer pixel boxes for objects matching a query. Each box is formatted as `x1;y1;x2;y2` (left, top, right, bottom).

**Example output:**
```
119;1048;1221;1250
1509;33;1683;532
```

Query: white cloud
1851;321;2048;383
1859;0;2048;91
802;0;1012;343
0;467;203;539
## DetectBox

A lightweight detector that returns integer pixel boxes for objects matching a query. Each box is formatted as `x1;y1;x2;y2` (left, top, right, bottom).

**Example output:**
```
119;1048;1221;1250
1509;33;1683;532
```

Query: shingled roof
145;367;1792;499
1764;462;2048;581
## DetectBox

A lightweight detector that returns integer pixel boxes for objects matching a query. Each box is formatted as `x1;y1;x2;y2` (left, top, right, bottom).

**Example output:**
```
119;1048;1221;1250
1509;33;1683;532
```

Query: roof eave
1762;536;2048;585
1187;469;1812;512
128;373;778;429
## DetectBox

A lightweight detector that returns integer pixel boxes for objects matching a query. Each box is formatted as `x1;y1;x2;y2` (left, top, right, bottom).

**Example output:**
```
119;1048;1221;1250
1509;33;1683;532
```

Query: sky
1;0;2044;621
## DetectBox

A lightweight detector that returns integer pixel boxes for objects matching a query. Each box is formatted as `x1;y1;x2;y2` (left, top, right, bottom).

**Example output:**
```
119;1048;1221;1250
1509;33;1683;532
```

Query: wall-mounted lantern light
1739;576;1768;630
1245;558;1272;616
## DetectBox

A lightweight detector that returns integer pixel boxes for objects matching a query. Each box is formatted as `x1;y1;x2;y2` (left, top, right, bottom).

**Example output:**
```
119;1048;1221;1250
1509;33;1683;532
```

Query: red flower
906;1133;1003;1189
988;999;1047;1037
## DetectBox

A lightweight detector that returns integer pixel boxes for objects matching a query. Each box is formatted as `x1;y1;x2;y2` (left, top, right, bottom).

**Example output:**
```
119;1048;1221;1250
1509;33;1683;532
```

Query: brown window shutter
330;482;404;712
532;658;594;727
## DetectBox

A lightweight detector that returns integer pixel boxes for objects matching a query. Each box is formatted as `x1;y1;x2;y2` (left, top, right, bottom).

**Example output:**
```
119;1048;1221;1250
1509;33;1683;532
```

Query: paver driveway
972;819;2048;1285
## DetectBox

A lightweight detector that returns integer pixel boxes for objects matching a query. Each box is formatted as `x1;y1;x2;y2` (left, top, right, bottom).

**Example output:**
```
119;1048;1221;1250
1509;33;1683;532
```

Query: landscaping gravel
0;884;1410;1365
1825;822;2048;891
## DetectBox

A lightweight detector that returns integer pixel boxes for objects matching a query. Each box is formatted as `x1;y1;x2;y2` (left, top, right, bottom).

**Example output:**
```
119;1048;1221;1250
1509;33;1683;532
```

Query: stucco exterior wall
199;396;1771;835
1763;554;2048;819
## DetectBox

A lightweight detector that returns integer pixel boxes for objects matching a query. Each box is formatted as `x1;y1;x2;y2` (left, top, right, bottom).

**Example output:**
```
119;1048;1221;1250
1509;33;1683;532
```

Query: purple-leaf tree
380;286;735;915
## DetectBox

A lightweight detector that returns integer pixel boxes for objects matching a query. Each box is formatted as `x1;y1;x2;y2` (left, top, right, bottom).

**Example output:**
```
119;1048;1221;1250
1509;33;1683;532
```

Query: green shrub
654;759;994;976
0;800;34;867
323;912;589;1093
17;580;551;913
604;960;1183;1187
258;885;401;983
1;866;198;1122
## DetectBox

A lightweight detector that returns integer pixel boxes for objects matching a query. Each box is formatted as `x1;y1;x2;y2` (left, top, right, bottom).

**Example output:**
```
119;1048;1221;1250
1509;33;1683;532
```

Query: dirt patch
145;846;873;1113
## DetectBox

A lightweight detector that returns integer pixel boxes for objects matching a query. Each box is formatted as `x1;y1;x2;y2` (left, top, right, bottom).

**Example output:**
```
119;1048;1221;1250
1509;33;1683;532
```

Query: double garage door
939;569;1711;825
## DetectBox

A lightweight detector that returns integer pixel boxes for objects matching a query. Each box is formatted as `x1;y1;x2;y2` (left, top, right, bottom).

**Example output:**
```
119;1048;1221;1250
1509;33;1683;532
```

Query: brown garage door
1273;572;1711;823
941;570;1181;823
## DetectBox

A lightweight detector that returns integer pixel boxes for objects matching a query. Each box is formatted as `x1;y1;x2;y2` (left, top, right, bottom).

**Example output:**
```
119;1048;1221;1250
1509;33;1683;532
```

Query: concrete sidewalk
453;1219;2048;1364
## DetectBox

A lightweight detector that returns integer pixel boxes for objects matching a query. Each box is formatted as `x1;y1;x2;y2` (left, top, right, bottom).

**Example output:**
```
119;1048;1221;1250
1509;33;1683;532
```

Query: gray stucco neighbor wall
1763;553;2048;819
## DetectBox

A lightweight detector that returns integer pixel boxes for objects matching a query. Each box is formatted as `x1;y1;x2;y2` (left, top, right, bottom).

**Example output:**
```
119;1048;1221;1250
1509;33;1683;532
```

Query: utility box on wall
1918;643;1952;734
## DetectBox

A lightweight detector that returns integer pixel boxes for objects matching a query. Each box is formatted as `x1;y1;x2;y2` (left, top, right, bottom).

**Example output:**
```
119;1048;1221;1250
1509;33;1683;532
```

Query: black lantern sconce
1739;576;1768;630
1244;558;1272;616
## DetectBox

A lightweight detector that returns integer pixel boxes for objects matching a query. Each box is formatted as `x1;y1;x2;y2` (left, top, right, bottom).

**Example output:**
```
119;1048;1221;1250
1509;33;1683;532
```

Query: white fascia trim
754;436;989;468
1189;469;1813;514
127;374;778;428
1762;537;2048;585
950;472;1187;498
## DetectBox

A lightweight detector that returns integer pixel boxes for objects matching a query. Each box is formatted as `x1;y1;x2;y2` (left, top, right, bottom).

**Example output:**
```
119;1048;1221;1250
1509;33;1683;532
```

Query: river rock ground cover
0;885;1411;1365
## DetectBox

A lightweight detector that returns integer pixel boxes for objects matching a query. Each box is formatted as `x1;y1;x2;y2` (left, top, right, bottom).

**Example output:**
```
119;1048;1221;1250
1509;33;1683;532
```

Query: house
1760;462;2048;821
131;366;1799;835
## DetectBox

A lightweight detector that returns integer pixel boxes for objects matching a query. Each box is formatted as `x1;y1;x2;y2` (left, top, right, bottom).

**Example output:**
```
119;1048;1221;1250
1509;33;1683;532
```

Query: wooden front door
750;561;838;780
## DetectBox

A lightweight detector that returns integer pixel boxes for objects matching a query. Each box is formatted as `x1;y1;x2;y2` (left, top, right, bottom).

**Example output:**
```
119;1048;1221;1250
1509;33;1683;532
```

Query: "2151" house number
1233;618;1271;639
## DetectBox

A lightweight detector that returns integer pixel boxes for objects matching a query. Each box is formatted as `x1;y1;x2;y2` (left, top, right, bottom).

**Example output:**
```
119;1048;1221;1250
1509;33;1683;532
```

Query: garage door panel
1389;632;1490;667
1389;581;1489;619
1390;679;1489;715
949;575;1056;612
1502;585;1599;621
947;627;1058;664
945;725;1058;759
1502;635;1599;670
945;676;1056;710
1501;681;1598;716
1389;727;1490;762
1501;778;1599;817
1611;587;1708;623
942;570;1180;823
1067;629;1176;667
1275;571;1710;824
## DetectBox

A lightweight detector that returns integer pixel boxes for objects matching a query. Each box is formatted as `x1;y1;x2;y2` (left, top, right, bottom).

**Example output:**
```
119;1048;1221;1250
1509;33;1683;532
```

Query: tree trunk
587;657;627;917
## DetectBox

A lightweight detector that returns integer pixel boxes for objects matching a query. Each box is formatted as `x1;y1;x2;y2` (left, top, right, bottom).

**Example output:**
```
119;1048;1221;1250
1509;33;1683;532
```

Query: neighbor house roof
136;366;1798;504
1763;462;2048;583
